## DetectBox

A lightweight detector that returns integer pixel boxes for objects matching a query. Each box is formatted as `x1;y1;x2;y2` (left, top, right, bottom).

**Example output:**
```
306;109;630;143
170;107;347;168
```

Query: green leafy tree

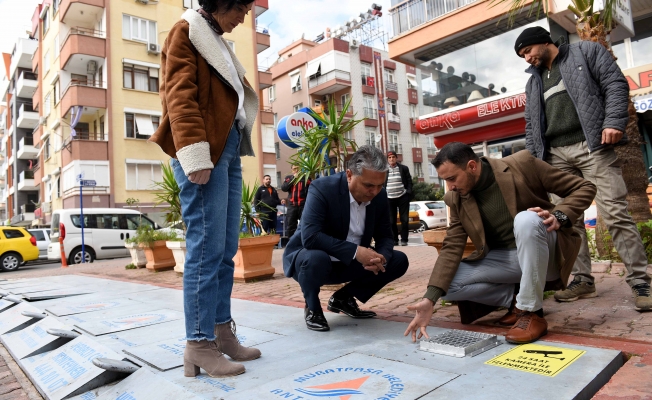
412;178;445;201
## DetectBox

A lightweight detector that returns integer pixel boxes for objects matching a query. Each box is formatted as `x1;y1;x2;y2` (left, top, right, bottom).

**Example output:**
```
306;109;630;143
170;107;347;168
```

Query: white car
28;228;51;260
410;201;447;232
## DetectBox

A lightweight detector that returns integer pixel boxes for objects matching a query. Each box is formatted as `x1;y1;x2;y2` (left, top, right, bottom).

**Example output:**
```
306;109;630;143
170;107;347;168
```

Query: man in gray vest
385;151;413;246
516;26;651;311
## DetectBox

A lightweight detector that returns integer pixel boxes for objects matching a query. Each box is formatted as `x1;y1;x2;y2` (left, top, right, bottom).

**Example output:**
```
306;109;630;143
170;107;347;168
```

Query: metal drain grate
419;329;501;358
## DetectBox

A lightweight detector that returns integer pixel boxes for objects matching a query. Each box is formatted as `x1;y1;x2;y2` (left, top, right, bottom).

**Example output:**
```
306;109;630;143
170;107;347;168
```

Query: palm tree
491;0;650;223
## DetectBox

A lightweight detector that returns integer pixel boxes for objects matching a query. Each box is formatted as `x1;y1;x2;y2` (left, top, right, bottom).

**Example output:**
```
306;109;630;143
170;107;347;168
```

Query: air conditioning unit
147;43;161;55
39;117;47;126
87;60;97;75
136;0;149;4
323;94;331;101
350;39;359;48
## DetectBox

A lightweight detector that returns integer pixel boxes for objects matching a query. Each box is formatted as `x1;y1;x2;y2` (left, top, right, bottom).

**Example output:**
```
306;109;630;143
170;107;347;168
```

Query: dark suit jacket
283;172;394;278
429;150;596;294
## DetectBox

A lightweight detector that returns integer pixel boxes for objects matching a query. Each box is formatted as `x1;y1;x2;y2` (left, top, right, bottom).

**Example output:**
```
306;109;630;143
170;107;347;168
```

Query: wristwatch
551;210;572;229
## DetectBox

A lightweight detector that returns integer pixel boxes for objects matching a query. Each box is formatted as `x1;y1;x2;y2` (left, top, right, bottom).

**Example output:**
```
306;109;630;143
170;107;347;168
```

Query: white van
47;208;160;264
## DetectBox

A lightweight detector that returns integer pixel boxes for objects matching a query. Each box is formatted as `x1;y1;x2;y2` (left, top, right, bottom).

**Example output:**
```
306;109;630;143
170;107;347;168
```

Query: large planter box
233;234;280;282
166;241;187;274
125;242;147;268
140;240;176;271
422;228;476;258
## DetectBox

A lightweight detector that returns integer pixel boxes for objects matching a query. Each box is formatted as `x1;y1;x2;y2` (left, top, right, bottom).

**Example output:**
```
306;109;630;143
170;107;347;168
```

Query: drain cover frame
419;329;501;358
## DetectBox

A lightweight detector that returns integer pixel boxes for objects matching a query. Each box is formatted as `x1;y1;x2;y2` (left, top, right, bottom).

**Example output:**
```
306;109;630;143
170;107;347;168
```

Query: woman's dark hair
432;142;480;169
199;0;254;14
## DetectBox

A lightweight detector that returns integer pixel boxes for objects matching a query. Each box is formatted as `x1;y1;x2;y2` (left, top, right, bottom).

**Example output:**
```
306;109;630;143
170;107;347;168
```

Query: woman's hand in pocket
188;169;211;185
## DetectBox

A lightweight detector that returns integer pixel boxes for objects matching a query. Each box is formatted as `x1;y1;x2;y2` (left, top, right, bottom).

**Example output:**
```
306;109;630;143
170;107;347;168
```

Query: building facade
0;0;270;228
264;37;439;188
387;0;651;168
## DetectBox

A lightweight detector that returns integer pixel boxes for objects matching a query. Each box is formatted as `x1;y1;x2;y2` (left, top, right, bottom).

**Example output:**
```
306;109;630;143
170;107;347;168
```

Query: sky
0;0;393;74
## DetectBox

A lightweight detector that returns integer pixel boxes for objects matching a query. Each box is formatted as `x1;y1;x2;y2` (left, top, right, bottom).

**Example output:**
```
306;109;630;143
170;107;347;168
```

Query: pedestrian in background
150;0;261;379
516;27;651;311
282;165;311;239
254;174;281;233
385;151;413;246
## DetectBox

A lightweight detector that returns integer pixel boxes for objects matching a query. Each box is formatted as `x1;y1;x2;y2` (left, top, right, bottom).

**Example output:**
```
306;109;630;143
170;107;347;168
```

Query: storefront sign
485;343;585;377
277;109;319;149
634;94;652;113
624;64;652;97
417;92;526;135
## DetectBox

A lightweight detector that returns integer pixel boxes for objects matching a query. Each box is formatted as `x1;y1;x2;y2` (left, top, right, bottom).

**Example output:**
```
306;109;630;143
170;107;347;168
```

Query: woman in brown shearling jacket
150;0;260;378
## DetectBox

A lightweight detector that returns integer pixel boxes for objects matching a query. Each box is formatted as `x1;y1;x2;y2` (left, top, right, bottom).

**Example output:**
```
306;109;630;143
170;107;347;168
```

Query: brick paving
3;245;652;399
0;344;40;400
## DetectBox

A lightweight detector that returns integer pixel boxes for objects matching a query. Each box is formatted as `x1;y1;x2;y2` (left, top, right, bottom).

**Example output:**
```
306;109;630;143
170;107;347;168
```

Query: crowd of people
150;0;652;379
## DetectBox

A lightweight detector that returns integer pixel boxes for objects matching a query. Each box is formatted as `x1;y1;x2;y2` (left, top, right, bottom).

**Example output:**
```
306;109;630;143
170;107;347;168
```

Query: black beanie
514;27;553;57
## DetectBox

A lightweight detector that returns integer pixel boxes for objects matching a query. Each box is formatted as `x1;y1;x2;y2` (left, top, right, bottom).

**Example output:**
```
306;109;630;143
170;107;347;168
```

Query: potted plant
153;162;187;274
233;180;280;282
124;236;147;268
133;225;178;271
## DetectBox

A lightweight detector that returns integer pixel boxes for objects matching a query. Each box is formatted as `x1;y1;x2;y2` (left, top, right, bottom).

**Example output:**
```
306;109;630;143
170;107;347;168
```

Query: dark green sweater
543;59;585;148
471;159;515;250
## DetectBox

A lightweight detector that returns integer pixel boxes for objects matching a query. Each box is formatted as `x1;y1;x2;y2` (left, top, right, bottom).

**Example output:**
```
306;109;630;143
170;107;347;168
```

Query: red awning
433;118;526;148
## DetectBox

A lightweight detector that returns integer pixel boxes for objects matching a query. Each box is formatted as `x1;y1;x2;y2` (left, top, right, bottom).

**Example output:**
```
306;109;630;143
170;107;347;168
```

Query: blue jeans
172;125;241;341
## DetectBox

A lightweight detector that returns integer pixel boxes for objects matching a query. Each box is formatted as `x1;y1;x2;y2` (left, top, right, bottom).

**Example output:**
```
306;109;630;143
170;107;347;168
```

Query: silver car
28;228;52;260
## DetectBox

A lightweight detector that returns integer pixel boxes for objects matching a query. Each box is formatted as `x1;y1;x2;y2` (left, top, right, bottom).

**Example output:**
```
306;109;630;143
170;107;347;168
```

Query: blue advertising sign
277;108;324;148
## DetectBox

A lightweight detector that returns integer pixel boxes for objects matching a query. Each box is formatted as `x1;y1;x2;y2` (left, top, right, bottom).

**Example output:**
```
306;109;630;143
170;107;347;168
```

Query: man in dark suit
283;146;410;331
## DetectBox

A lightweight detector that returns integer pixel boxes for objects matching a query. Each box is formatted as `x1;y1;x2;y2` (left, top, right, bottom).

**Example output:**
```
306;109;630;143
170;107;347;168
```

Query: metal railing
335;104;354;114
388;112;400;123
61;26;105;49
363;107;378;119
389;143;403;154
385;81;398;92
308;70;352;89
62;79;106;95
73;131;106;141
256;26;270;35
390;0;479;37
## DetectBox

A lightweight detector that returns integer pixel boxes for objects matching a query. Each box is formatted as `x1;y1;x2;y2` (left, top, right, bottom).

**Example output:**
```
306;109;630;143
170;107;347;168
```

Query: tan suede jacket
150;10;258;175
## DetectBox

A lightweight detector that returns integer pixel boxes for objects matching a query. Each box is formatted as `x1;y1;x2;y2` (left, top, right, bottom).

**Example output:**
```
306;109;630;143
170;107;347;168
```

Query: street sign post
78;179;96;264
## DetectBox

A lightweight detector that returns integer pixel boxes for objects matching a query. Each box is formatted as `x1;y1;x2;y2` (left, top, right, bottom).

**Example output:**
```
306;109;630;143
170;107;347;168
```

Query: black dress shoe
327;296;376;319
304;308;330;331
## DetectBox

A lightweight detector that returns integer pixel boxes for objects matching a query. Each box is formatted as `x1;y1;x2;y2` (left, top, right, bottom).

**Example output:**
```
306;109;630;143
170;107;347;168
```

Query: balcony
18;170;37;191
16;71;38;98
388;112;400;124
335;104;354;118
389;0;479;38
62;132;109;167
254;0;269;17
17;136;38;159
260;107;274;125
11;203;35;226
60;27;106;70
17;103;39;129
363;107;378;120
60;80;107;118
9;38;38;78
256;26;270;54
258;67;272;90
308;70;352;96
385;81;398;92
60;0;105;24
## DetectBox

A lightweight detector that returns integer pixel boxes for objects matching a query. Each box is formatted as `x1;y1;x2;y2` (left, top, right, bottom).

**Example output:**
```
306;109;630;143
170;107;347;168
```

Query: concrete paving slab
8;285;72;295
23;288;95;301
1;317;70;360
94;320;186;355
123;326;284;371
18;335;128;400
53;304;170;328
46;299;143;317
74;309;184;336
93;368;203;400
0;298;16;312
0;302;43;334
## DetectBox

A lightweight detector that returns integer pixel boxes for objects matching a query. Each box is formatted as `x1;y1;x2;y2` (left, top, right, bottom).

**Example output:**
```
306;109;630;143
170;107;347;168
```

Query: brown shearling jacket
150;10;258;175
429;150;597;293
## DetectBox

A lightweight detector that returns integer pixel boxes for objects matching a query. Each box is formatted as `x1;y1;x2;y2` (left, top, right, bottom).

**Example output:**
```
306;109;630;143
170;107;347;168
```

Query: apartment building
8;0;271;228
0;38;40;227
263;37;439;188
387;0;651;168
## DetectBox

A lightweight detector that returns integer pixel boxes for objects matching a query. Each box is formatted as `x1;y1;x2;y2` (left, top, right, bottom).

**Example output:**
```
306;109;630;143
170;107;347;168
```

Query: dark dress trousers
282;172;409;311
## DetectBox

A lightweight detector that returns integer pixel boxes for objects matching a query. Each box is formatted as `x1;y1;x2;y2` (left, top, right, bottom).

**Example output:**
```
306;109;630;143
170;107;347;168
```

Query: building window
42;9;50;35
410;104;418;119
365;129;377;148
387;98;398;115
383;68;395;83
363;95;376;119
343;130;353;140
412;133;420;147
268;84;276;102
123;64;159;92
125;113;158;139
290;73;302;92
44;92;51;117
45;180;53;202
43;137;51;160
122;14;157;44
293;103;303;112
361;63;372;84
126;162;163;190
53;80;60;104
43;51;50;74
429;163;437;178
274;142;280;159
273;113;278;127
341;93;350;106
276;171;282;188
389;130;400;153
407;74;418;90
414;162;423;178
52;0;59;15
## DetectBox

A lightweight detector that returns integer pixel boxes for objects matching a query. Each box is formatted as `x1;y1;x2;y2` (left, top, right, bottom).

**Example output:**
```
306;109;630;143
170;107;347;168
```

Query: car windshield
426;202;445;209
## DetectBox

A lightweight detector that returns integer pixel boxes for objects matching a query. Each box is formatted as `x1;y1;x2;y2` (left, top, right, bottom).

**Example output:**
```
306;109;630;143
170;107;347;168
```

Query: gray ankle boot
183;340;245;378
215;320;262;361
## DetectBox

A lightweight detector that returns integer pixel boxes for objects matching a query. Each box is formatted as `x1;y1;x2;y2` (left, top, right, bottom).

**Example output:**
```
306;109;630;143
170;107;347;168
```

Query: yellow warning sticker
485;343;585;377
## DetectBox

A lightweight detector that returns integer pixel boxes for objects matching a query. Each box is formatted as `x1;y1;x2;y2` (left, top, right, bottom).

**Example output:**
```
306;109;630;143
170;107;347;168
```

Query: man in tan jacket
405;142;596;344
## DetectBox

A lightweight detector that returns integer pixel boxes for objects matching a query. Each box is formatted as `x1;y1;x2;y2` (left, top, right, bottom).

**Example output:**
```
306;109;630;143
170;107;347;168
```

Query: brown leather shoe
496;295;518;326
183;340;245;378
214;320;261;362
505;309;548;344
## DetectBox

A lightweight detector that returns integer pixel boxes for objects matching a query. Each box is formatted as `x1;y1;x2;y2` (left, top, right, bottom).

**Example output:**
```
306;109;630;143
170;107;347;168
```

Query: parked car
0;227;39;272
47;208;162;265
28;228;51;260
396;209;422;232
410;201;447;232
